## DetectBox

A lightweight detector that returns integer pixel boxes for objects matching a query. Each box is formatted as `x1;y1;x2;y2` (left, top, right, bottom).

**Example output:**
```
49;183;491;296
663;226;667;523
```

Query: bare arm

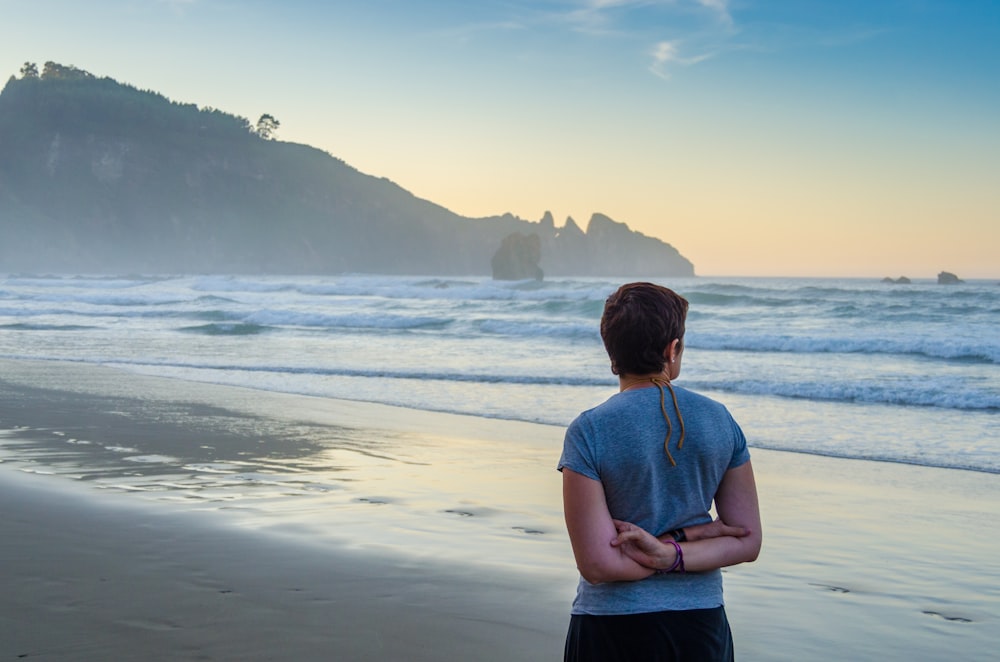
613;461;762;572
659;518;750;544
562;468;654;584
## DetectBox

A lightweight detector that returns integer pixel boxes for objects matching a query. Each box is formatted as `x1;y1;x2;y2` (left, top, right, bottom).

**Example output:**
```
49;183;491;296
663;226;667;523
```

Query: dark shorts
564;606;735;662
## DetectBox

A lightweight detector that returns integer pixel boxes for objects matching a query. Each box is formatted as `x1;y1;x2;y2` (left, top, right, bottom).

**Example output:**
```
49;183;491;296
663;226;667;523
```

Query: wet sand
1;359;998;660
1;470;570;661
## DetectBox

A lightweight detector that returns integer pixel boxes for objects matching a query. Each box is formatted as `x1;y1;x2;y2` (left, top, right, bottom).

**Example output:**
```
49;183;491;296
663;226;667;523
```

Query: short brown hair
600;282;688;376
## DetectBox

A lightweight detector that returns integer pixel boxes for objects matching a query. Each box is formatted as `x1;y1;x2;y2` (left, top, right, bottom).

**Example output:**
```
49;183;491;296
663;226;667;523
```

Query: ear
665;339;681;363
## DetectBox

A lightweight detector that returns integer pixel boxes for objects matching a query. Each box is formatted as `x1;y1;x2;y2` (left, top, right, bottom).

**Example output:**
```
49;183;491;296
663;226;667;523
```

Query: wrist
654;540;685;574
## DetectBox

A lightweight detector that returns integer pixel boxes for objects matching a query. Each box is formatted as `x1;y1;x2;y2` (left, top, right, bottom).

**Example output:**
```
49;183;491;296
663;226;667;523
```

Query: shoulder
570;391;629;424
566;391;652;448
674;386;731;415
674;386;749;463
674;386;745;437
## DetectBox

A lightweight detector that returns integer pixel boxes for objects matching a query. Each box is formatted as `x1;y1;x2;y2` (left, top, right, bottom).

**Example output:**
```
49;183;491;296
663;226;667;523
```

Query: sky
2;0;998;277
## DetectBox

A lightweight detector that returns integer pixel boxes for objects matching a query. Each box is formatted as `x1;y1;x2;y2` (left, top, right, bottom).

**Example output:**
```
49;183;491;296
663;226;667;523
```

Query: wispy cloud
560;0;734;77
696;0;733;27
561;0;643;36
650;40;681;76
566;0;733;28
437;1;734;78
648;39;714;79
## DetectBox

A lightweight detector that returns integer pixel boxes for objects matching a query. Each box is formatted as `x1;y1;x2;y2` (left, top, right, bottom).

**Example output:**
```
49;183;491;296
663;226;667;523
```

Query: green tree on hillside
256;113;280;139
19;62;38;79
41;61;93;80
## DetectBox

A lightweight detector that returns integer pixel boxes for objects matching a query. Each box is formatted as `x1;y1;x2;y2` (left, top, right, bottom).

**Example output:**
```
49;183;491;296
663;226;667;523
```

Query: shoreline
2;358;999;660
7;356;997;478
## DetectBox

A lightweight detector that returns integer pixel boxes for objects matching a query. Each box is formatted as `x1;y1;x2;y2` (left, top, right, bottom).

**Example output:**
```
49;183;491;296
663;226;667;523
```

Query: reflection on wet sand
0;361;567;573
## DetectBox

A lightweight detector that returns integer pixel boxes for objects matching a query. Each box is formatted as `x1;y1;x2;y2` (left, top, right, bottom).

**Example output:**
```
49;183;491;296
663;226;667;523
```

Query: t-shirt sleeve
728;414;751;470
557;415;600;481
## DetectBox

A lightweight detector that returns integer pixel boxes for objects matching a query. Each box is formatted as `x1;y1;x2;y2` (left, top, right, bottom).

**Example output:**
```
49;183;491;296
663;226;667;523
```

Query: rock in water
937;271;964;284
492;233;543;281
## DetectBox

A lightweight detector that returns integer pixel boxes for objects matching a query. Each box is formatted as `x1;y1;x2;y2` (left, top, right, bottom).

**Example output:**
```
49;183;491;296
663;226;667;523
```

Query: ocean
3;271;1000;661
0;272;997;474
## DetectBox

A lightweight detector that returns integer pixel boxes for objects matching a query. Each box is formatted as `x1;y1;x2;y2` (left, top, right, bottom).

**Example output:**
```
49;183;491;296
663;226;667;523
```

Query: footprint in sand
445;509;475;517
922;610;972;623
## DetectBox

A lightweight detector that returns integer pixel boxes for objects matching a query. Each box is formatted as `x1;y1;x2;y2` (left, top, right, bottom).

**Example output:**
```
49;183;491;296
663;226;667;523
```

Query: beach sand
1;471;570;661
1;359;998;660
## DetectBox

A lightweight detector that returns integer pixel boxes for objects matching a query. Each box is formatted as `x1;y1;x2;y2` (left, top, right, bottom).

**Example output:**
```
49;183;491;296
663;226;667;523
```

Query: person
559;282;762;661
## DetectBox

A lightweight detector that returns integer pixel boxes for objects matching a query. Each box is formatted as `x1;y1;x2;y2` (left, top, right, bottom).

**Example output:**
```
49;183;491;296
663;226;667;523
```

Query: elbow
577;562;612;585
744;535;763;563
577;557;633;585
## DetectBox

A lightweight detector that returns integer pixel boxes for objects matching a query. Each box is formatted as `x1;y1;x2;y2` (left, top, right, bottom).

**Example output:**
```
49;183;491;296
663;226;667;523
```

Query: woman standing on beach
559;282;762;661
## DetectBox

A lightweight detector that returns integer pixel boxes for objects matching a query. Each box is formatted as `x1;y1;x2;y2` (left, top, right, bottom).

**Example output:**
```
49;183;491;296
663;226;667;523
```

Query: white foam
123;454;179;463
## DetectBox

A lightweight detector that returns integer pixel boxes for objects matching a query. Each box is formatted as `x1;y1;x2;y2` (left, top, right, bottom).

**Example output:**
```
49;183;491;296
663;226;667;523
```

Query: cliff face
0;68;694;277
539;213;693;278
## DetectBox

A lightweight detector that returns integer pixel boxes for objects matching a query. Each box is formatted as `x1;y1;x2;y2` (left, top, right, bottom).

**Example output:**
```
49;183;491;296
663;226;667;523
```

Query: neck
619;371;671;392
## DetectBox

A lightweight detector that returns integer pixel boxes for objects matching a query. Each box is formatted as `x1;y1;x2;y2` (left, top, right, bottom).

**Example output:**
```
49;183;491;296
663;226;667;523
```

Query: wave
686;377;1000;412
9;273;996;327
0;323;96;331
165;364;1000;411
687;281;999;314
0;302;593;337
475;319;598;340
0;305;244;323
684;292;801;308
747;442;1000;475
5;305;993;359
244;309;454;331
190;276;298;293
191;274;616;303
193;295;239;304
177;323;274;336
2;355;616;388
689;332;999;364
2;274;167;288
183;310;242;322
7;353;993;413
13;291;191;307
0;307;449;332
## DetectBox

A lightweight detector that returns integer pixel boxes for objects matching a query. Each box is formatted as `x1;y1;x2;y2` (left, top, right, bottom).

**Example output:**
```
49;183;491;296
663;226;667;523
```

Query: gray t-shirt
558;384;750;615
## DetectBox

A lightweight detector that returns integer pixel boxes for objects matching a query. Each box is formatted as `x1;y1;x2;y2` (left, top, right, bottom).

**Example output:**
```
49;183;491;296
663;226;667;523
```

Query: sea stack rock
491;232;543;281
937;271;964;284
882;276;911;284
539;211;556;234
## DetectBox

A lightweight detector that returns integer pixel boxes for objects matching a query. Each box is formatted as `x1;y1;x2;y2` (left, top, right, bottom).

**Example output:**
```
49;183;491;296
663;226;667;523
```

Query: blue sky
3;0;998;276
